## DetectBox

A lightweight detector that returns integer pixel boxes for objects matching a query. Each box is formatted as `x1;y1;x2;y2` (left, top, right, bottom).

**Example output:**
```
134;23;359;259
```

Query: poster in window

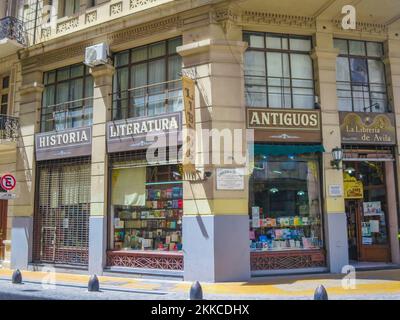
343;175;364;199
363;201;382;216
251;207;260;228
369;220;380;233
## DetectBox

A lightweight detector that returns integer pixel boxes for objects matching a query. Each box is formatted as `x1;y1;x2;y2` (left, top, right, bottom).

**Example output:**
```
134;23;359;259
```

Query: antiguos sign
340;112;396;145
246;108;321;143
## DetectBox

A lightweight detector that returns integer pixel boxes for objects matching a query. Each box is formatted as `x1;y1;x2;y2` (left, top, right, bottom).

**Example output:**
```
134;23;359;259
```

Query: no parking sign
0;174;16;191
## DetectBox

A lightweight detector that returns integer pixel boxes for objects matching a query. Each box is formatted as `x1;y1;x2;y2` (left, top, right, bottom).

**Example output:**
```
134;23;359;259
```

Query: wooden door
0;200;7;260
357;199;391;262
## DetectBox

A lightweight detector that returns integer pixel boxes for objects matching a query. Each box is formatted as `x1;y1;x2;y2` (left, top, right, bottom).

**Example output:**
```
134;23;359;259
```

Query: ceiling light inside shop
269;188;279;194
297;191;305;196
344;167;355;174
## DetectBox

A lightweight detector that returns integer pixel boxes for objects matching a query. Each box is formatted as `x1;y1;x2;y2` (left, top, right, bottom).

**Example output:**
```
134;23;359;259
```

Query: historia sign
35;126;92;161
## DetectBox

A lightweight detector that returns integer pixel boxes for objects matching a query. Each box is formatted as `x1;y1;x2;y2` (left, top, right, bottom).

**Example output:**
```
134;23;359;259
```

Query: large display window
249;149;323;252
110;163;183;252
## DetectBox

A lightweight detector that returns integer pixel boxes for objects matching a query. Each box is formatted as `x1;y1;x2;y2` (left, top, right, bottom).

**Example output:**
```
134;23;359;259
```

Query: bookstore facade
6;0;400;283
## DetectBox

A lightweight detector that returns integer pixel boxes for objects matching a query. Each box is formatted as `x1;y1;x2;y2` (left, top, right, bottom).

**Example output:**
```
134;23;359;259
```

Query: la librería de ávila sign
339;112;396;145
247;108;321;143
107;112;182;153
35;127;92;161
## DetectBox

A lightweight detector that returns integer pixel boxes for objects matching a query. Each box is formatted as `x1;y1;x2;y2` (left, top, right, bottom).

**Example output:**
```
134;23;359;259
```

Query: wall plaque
35;126;92;161
339;112;396;145
247;108;321;143
107;112;182;153
216;168;245;190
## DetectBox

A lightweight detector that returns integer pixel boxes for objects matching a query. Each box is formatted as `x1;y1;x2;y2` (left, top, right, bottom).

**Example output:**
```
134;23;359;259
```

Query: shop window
249;150;323;252
334;39;388;113
243;32;315;109
110;160;183;252
41;64;93;132
112;37;183;120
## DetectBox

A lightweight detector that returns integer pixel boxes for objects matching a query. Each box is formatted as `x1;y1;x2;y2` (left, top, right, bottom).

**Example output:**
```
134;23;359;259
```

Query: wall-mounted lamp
331;147;343;170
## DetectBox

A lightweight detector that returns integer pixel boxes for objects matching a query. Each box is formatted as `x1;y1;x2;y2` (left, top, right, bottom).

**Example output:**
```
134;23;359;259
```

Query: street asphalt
0;268;399;300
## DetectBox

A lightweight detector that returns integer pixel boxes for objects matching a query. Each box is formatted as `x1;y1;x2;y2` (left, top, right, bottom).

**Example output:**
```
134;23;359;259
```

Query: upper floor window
244;32;315;109
0;75;9;115
112;37;183;121
334;39;387;113
41;64;93;132
59;0;80;17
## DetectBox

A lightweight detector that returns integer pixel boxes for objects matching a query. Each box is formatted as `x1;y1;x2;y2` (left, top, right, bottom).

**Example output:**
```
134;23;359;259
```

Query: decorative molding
21;15;182;71
332;20;387;35
213;7;239;33
110;2;123;16
40;27;51;40
130;0;158;10
242;11;316;29
86;11;97;24
107;251;184;270
57;17;79;34
214;7;238;23
110;16;182;46
251;250;326;270
21;42;94;72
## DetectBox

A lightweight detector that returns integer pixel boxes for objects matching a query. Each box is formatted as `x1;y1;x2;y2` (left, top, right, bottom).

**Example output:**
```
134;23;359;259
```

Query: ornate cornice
241;11;316;29
332;20;388;35
21;14;183;73
21;41;94;73
109;16;182;46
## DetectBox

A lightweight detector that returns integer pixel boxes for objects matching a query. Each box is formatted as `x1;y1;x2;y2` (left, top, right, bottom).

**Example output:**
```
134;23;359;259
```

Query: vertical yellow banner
182;76;196;177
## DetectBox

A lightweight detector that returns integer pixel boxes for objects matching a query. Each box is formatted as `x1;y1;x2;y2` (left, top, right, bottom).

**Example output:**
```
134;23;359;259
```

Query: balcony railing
112;79;183;121
40;97;93;133
0;115;19;142
0;16;27;46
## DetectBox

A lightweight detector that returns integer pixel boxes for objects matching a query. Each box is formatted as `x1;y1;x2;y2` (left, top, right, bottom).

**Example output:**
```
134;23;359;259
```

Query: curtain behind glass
111;167;146;206
148;59;166;116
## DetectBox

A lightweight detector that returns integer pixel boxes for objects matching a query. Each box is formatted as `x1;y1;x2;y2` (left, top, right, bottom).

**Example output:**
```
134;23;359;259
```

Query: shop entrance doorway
34;159;91;266
0;200;7;260
344;160;391;263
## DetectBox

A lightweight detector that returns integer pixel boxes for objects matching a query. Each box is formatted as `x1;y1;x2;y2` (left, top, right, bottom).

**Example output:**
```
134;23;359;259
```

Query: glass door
344;161;391;262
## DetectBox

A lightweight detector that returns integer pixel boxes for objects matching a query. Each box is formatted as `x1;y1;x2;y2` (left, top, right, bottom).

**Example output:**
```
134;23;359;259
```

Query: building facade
0;0;400;282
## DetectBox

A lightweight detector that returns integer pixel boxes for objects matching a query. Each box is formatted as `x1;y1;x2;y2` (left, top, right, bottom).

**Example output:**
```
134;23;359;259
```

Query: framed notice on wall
216;168;245;190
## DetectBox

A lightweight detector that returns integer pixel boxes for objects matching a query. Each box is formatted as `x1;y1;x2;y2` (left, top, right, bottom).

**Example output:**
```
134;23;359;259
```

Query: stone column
88;63;114;275
312;22;349;273
0;60;20;268
10;70;43;270
178;21;250;282
385;24;400;264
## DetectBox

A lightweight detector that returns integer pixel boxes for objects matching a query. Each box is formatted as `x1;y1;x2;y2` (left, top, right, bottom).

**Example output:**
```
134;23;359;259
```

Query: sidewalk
0;268;399;300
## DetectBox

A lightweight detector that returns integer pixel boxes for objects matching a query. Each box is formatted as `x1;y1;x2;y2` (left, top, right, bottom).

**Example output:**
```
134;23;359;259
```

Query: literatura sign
35;126;92;161
339;112;396;145
107;112;182;153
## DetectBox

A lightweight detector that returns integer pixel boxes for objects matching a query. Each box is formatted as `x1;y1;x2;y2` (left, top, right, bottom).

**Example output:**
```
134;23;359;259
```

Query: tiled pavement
0;268;399;300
